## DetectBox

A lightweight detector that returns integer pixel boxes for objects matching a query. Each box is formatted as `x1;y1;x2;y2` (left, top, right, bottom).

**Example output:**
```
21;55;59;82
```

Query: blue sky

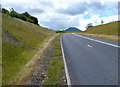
84;14;91;19
2;0;118;31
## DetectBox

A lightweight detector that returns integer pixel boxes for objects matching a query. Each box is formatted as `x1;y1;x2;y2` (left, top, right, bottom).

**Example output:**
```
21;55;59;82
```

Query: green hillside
85;21;119;36
2;14;55;85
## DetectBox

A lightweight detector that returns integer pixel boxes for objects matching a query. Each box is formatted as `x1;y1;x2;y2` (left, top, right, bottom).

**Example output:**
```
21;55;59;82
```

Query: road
61;33;119;85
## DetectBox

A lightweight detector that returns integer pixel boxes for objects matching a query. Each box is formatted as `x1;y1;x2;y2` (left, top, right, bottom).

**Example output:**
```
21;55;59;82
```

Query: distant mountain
65;27;82;32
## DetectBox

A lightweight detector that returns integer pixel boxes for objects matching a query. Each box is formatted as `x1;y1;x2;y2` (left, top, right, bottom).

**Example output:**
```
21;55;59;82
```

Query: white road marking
60;38;72;86
87;44;93;48
72;33;120;48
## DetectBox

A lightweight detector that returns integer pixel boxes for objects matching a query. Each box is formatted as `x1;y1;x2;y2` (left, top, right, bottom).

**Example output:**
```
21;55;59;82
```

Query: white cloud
101;15;118;23
1;0;118;31
77;15;118;31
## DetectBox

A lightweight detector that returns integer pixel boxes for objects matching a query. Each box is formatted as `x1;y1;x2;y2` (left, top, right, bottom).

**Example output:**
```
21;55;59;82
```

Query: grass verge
77;33;120;41
43;35;66;85
80;21;120;41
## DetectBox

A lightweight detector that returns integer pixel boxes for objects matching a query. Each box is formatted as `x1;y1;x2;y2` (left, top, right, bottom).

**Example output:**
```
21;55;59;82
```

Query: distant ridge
65;27;82;32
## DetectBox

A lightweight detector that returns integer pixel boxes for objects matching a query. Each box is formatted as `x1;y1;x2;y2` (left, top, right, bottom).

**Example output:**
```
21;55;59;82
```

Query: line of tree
2;8;39;25
56;30;65;33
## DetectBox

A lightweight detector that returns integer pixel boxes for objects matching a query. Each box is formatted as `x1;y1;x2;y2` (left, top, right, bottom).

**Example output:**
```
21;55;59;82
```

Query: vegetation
86;23;93;29
2;8;9;15
85;21;119;36
43;35;65;85
51;36;62;57
2;14;55;84
56;30;65;33
78;33;120;41
44;58;64;85
2;8;39;25
77;21;119;41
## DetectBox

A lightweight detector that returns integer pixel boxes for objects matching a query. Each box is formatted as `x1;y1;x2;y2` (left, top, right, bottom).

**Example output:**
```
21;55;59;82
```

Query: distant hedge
56;30;65;33
2;8;39;25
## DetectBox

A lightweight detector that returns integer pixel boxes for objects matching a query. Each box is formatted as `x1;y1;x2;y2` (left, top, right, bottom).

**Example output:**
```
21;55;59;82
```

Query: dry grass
85;22;119;36
79;21;120;41
79;33;120;41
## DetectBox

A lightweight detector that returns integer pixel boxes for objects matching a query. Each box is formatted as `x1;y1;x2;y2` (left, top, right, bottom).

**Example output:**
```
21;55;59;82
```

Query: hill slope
2;14;55;84
66;27;82;32
85;21;119;36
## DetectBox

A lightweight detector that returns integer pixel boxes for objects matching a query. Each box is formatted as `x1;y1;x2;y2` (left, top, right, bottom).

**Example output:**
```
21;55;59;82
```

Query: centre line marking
87;44;92;48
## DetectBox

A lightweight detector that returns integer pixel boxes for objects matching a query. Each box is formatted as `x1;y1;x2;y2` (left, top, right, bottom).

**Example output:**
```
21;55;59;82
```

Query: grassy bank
85;21;119;35
43;35;66;85
78;21;119;41
2;14;55;85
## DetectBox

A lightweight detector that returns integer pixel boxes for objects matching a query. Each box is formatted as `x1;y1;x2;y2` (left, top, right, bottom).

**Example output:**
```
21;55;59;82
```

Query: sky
1;0;119;31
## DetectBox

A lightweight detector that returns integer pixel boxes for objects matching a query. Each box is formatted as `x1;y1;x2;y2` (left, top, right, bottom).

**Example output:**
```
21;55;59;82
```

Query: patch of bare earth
25;46;55;85
2;29;23;46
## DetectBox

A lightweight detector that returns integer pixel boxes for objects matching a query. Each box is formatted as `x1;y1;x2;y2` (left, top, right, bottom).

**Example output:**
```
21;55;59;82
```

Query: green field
85;21;119;36
2;14;55;85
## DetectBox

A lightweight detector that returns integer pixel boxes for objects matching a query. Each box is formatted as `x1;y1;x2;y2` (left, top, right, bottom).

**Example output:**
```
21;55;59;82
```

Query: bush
29;16;38;25
9;10;18;18
17;14;27;21
86;23;93;29
2;8;39;25
56;30;65;33
2;8;9;15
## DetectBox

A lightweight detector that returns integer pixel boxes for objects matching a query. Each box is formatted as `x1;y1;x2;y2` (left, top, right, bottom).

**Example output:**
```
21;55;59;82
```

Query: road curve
61;33;118;85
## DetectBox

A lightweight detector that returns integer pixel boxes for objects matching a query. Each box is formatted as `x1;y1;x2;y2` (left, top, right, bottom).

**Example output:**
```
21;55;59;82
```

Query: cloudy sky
2;0;119;31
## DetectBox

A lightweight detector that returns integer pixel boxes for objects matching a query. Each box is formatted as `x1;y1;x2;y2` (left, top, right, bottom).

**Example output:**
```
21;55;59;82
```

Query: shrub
2;8;9;15
2;8;39;25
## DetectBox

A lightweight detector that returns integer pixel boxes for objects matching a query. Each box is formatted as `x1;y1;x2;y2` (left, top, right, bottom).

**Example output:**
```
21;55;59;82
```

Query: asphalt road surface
61;33;119;85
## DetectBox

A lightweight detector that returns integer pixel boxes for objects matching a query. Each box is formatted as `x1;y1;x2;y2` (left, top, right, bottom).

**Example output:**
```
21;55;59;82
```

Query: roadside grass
78;33;120;41
51;36;62;57
51;48;62;57
2;41;37;84
85;21;119;36
2;14;55;85
77;21;119;41
43;35;65;85
43;58;64;85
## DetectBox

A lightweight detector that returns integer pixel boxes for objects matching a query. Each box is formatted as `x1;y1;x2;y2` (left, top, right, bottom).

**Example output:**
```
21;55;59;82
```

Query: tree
86;23;93;29
2;8;9;15
101;19;103;24
29;16;38;25
22;12;30;17
17;14;27;21
3;8;39;25
9;8;18;18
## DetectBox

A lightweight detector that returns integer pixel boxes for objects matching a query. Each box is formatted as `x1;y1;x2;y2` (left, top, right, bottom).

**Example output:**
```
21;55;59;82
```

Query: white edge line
60;37;72;86
73;33;120;48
